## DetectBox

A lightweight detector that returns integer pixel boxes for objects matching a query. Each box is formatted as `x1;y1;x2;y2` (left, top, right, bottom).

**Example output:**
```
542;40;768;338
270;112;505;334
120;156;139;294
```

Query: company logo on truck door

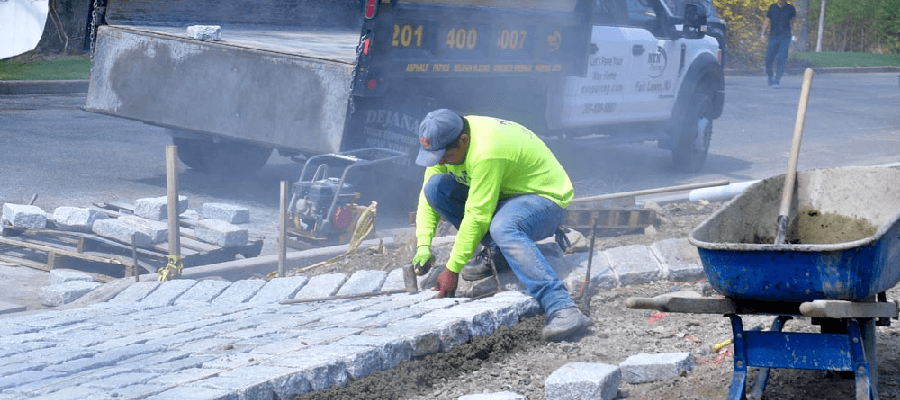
647;47;667;78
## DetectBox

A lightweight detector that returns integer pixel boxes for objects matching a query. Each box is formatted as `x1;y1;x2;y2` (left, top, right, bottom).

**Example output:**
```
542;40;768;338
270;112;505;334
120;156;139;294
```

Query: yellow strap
283;201;382;276
158;255;183;282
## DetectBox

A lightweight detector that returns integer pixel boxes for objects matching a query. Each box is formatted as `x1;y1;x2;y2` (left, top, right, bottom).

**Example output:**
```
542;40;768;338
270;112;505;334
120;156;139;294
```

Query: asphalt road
0;72;898;246
554;71;900;197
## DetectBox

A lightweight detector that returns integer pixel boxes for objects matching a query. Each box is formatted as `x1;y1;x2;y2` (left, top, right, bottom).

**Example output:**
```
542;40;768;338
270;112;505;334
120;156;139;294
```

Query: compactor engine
291;177;358;242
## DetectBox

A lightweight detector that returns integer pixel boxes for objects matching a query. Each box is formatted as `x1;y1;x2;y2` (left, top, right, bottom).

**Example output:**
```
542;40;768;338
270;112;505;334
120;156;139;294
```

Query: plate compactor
286;148;406;249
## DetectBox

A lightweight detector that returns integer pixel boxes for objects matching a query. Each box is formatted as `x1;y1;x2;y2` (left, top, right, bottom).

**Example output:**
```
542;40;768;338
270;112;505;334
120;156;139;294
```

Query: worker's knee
423;174;456;204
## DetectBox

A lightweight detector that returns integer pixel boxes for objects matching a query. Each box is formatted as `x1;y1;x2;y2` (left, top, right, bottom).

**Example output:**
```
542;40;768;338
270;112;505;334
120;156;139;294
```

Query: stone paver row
0;275;541;399
0;238;704;399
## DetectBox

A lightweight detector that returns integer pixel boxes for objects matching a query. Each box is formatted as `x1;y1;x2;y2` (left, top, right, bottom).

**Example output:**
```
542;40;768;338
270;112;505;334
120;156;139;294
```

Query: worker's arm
444;158;505;273
761;4;772;39
415;166;445;248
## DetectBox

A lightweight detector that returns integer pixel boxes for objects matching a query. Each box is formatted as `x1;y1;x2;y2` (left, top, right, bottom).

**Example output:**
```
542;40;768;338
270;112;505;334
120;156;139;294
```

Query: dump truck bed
115;26;360;63
85;24;360;155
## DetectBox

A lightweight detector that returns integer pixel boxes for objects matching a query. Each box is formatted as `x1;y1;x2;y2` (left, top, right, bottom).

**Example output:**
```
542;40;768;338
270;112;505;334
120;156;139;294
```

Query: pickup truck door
547;0;680;128
618;0;679;121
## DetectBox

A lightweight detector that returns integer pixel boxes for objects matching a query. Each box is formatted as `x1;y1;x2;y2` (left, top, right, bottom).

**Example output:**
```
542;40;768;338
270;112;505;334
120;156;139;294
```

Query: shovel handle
775;68;815;245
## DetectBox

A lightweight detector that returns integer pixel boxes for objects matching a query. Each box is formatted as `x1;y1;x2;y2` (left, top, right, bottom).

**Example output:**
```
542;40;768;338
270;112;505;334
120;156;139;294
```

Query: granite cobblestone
0;240;701;399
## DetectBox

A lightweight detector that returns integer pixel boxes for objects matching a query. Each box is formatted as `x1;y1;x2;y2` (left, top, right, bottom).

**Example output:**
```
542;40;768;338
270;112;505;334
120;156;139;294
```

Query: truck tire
672;93;712;173
172;137;272;175
172;137;207;171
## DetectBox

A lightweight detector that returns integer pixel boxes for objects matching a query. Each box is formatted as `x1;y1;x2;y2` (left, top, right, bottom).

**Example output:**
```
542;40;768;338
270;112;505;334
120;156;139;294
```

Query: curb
725;65;900;77
0;79;89;95
1;66;898;95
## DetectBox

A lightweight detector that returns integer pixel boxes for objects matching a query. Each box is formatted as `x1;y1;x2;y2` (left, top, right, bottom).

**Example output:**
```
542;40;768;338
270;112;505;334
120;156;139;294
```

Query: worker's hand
412;245;433;275
433;268;458;298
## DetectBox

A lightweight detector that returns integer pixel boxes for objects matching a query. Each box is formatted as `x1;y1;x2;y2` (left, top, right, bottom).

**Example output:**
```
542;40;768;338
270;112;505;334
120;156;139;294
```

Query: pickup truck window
397;0;577;12
593;0;628;25
626;0;658;26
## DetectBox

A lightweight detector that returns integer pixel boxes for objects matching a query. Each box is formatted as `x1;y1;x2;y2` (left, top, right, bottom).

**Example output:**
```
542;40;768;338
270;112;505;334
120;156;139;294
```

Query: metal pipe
571;180;730;203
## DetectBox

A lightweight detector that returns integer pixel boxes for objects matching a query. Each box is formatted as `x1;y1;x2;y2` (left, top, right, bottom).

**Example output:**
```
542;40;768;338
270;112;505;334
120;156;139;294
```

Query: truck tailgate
85;25;359;155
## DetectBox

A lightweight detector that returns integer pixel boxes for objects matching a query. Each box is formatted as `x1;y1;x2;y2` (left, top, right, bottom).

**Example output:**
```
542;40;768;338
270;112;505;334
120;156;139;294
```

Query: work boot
460;246;510;281
542;307;592;342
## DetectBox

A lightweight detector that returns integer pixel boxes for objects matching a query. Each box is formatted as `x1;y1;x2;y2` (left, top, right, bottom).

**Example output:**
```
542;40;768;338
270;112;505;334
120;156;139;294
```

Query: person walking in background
761;0;797;88
410;108;592;342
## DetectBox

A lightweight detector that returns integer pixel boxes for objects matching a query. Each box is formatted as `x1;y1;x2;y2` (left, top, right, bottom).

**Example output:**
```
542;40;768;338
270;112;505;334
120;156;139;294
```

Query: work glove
412;245;433;275
433;268;458;298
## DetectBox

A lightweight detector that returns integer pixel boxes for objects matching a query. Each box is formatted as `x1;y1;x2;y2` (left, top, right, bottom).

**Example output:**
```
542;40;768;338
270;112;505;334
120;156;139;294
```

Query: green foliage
713;0;770;68
790;50;900;66
872;0;900;52
713;0;900;69
0;56;91;81
806;0;898;52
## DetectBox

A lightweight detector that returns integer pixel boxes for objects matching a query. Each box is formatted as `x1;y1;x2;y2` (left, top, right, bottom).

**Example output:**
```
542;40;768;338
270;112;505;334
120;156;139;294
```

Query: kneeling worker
411;108;592;342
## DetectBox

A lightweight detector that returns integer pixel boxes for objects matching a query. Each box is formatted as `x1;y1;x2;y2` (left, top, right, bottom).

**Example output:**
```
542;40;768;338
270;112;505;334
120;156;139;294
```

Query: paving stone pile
0;198;251;250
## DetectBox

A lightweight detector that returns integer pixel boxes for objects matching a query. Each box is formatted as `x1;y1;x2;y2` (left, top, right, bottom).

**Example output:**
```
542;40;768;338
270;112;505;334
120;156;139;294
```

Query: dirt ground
292;201;900;400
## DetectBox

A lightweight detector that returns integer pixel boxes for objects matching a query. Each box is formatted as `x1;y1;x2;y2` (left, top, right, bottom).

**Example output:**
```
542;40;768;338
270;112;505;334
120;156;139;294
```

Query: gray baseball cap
415;109;464;167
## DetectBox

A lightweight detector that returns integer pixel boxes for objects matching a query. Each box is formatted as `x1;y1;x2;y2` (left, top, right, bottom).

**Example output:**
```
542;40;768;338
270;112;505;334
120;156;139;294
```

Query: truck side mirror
682;3;707;39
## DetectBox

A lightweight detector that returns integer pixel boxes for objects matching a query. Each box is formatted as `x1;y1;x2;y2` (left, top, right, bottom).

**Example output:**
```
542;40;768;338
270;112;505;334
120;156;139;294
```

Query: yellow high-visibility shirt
415;115;573;273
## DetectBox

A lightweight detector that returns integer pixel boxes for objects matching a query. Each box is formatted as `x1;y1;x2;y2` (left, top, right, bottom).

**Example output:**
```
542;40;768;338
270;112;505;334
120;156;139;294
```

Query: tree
815;0;826;51
795;0;810;51
12;0;92;61
809;0;899;53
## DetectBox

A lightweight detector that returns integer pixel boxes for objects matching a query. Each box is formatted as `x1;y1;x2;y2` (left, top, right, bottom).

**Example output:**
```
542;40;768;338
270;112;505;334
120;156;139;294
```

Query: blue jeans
765;37;791;83
423;174;576;316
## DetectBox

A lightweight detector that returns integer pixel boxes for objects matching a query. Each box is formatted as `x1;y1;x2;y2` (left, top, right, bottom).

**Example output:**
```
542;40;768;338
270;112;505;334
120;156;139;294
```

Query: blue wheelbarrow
627;166;900;400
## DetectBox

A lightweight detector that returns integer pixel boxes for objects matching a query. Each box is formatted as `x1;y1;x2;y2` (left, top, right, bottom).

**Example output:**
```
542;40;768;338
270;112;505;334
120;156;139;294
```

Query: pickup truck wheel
672;93;712;173
172;137;208;171
172;137;272;175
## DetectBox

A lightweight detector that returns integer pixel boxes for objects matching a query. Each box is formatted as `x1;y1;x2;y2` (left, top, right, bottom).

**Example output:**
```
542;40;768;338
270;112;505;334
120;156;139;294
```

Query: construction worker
411;109;592;342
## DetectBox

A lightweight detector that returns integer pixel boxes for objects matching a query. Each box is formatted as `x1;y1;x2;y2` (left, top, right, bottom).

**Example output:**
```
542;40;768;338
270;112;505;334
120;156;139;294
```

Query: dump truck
85;0;724;213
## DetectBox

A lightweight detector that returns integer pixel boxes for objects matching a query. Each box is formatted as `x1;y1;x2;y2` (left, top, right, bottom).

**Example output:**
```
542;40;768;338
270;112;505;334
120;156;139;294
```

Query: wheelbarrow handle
799;299;900;319
625;291;736;314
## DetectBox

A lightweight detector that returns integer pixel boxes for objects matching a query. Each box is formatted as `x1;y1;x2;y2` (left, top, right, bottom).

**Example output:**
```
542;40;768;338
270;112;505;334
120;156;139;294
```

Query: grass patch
0;56;91;81
0;51;896;81
789;51;900;68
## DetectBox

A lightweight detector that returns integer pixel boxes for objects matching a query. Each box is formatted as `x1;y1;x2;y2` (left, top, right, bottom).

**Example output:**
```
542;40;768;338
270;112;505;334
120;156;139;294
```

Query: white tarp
0;0;49;59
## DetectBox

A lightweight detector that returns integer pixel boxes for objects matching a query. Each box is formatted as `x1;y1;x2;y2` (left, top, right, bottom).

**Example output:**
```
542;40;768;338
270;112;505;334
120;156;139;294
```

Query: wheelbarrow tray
689;166;900;301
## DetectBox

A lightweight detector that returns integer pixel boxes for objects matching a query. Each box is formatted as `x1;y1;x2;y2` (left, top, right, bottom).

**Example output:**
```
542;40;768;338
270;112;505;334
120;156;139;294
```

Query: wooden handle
166;145;181;257
775;68;815;245
624;297;661;310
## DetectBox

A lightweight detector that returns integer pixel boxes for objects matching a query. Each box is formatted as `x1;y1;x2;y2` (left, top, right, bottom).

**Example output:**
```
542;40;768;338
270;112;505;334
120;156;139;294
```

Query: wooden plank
0;254;51;272
179;233;218;253
0;236;124;265
564;208;655;230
